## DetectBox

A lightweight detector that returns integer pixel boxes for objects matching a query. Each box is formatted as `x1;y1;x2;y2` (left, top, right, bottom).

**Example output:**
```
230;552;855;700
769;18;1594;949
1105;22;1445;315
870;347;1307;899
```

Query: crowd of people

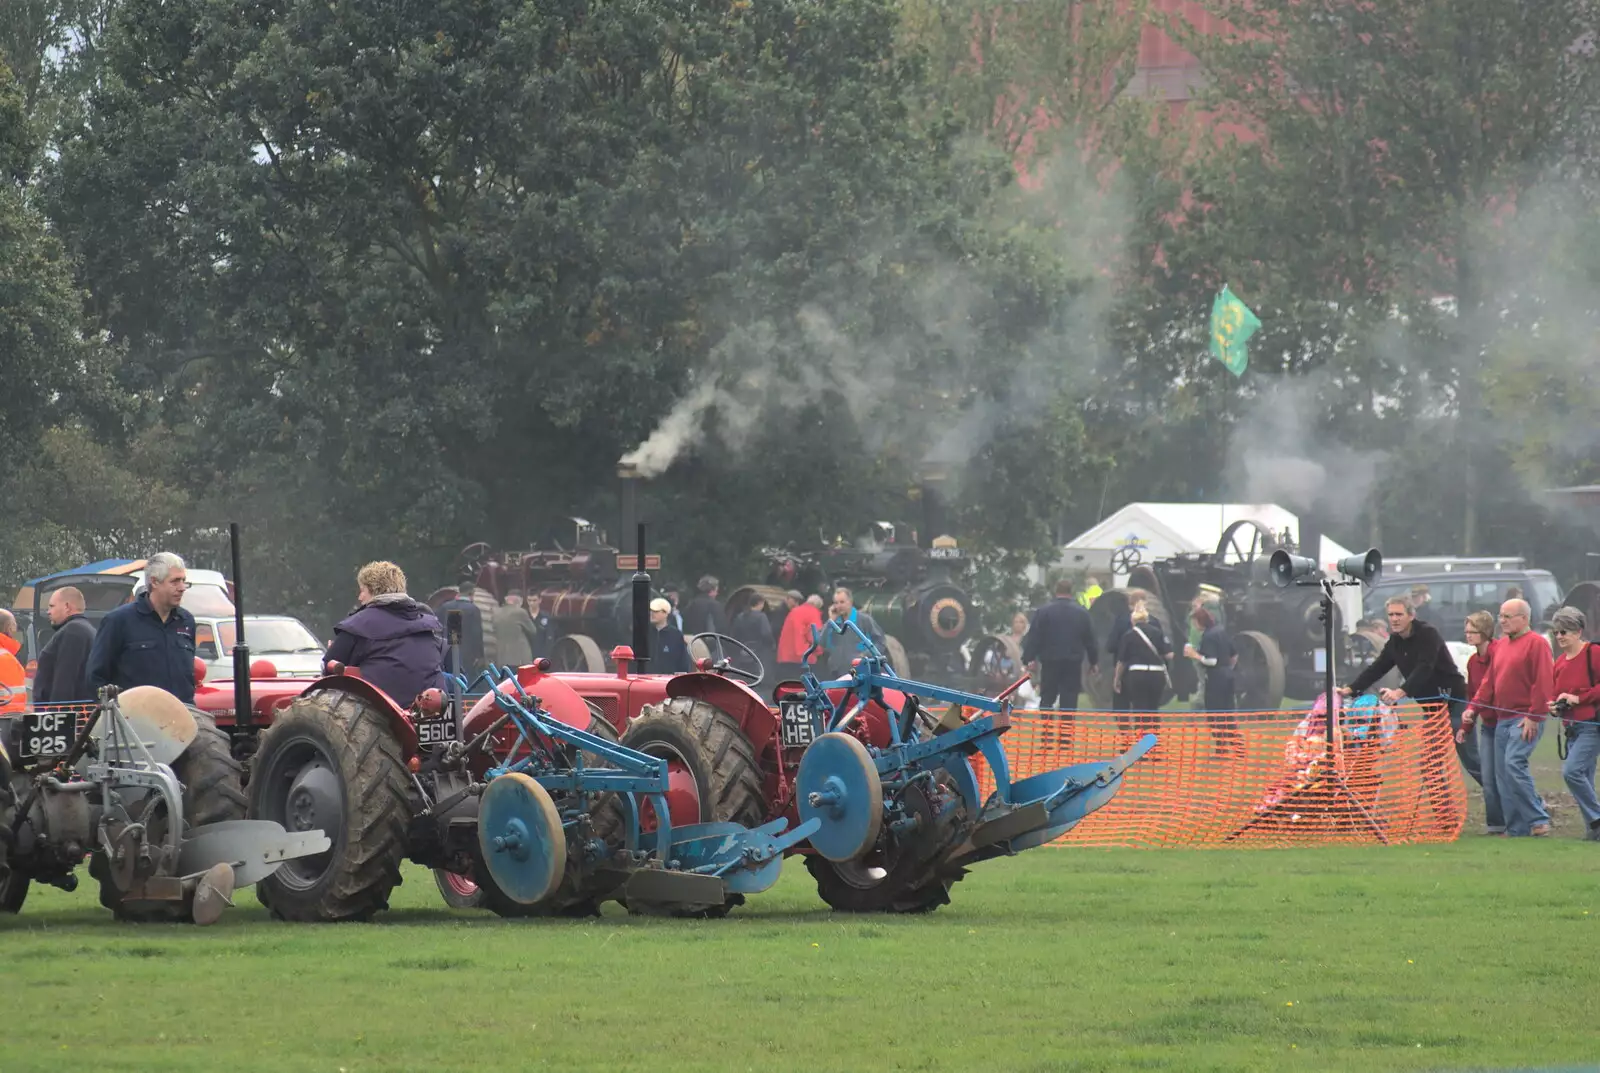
21;546;1599;841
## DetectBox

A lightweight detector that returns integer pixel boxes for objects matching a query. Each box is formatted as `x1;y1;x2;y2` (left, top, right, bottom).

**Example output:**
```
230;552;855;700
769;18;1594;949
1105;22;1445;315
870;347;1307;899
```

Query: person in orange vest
0;609;28;714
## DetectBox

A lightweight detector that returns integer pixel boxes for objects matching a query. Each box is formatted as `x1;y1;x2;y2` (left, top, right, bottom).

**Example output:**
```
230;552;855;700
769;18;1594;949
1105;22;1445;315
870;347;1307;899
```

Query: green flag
1209;284;1261;377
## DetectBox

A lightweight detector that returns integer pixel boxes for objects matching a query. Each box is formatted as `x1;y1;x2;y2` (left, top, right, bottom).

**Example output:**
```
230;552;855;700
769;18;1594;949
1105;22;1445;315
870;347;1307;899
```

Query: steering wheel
456;541;492;580
1109;545;1142;575
690;632;765;685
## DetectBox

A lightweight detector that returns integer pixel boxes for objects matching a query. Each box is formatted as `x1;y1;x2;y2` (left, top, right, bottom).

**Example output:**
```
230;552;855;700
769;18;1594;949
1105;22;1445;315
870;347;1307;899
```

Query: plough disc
478;773;567;906
796;733;883;862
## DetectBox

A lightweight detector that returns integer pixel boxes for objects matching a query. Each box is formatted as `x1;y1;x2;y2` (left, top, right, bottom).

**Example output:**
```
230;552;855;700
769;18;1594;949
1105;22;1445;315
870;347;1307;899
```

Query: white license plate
1314;648;1328;673
779;698;817;748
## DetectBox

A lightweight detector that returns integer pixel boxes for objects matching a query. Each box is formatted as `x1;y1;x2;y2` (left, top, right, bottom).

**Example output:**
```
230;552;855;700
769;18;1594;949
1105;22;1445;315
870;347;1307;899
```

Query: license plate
415;717;459;746
779;698;817;748
927;546;963;560
12;709;80;765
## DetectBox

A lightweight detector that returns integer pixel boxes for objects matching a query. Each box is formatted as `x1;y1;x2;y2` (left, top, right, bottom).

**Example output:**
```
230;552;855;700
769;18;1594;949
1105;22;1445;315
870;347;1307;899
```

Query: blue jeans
1561;721;1600;828
1445;696;1481;786
1484;718;1549;835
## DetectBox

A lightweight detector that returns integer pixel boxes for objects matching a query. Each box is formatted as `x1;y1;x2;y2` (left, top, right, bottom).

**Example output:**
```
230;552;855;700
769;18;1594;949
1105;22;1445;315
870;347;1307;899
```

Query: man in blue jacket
1021;578;1099;712
86;552;200;704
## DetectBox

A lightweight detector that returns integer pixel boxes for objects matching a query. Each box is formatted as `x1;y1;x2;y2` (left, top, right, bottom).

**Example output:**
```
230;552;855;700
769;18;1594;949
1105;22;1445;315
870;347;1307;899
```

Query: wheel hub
285;762;341;836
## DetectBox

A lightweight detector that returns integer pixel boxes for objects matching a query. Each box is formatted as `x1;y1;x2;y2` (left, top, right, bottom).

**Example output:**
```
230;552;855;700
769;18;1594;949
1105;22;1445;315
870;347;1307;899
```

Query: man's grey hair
1384;595;1414;613
1551;606;1587;636
145;552;187;582
1502;598;1531;619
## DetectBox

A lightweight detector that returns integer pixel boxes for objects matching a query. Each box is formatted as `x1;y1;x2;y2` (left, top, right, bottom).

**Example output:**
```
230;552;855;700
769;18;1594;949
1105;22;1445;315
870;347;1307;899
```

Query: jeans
1484;718;1549;836
1445;696;1482;786
1561;721;1600;828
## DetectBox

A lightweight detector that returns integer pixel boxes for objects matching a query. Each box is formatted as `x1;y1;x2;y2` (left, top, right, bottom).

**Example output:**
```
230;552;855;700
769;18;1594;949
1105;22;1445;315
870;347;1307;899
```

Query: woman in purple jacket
324;561;448;708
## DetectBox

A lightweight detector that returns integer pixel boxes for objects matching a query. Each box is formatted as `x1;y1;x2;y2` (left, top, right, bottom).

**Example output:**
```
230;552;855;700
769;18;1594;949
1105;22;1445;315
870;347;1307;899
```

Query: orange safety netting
972;702;1465;847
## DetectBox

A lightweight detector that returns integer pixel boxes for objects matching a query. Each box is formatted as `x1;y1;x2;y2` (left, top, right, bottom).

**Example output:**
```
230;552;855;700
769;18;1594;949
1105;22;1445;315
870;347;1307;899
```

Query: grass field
3;745;1597;1072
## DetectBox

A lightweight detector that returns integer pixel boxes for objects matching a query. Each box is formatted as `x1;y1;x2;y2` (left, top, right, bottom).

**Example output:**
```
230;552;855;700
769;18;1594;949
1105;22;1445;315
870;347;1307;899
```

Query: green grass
4;841;1598;1073
2;739;1595;1073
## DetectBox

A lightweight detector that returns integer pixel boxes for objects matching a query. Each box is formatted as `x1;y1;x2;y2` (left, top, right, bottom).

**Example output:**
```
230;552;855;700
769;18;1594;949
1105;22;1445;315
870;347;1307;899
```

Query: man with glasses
1460;599;1555;836
86;552;202;704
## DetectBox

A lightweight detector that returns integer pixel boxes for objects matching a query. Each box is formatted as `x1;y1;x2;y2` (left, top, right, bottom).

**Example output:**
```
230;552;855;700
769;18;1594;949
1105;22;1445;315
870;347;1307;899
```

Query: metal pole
1323;578;1336;745
230;523;253;733
632;523;651;672
447;610;464;736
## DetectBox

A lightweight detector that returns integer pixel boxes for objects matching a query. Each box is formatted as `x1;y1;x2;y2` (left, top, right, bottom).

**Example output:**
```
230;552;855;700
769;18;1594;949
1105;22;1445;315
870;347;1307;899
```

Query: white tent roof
1058;502;1363;629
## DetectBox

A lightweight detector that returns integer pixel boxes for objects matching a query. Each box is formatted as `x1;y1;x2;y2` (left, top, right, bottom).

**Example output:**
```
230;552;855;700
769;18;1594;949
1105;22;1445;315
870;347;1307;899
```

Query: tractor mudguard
463;665;592;737
666;673;779;755
303;674;420;757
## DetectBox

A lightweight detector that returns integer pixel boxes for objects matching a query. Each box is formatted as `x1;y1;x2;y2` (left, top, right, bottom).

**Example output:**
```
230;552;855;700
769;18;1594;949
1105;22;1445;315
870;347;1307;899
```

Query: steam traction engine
734;524;977;683
434;519;655;673
1089;520;1362;710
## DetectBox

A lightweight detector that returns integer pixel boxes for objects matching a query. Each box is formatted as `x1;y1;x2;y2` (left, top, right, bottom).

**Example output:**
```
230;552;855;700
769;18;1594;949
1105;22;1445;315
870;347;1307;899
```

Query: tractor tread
251;689;410;922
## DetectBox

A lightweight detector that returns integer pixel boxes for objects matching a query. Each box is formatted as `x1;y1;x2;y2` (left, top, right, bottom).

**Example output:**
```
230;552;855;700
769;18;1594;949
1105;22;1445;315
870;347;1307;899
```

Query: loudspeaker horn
1336;548;1382;583
1269;549;1317;589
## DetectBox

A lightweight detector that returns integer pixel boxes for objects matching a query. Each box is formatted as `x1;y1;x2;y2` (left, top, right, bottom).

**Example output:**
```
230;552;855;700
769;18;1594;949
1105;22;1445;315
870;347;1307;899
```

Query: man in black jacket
435;581;486;673
34;586;97;703
1022;578;1099;712
683;575;729;637
1342;594;1479;784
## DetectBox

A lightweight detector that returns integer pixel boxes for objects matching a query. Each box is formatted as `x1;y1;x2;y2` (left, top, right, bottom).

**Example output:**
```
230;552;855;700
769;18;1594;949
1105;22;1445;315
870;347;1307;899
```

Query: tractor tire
478;712;622;919
433;868;486;910
614;697;766;918
806;776;967;914
0;867;26;914
0;750;26;914
249;690;410;922
92;710;248;921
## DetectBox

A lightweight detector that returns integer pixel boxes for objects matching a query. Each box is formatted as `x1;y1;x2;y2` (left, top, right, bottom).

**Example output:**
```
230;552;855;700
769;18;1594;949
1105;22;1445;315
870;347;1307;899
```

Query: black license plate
779;698;817;748
12;709;80;765
415;717;459;747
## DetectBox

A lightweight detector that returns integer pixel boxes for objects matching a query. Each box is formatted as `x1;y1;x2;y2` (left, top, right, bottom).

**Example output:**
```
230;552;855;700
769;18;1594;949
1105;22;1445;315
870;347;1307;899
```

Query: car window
1530;577;1563;622
218;619;323;655
183;584;235;617
195;624;219;660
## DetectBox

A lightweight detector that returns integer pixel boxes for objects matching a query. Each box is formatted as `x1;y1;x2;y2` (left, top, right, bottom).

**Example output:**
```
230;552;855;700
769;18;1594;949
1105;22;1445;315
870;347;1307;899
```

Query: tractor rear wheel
91;710;248;921
0;752;26;913
806;776;967;914
249;690;410;922
613;697;765;918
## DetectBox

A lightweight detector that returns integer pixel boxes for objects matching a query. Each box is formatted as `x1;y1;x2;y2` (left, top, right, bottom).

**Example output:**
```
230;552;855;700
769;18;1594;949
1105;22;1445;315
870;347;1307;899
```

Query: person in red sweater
1550;607;1600;841
774;592;825;683
1460;599;1555;836
1461;610;1503;833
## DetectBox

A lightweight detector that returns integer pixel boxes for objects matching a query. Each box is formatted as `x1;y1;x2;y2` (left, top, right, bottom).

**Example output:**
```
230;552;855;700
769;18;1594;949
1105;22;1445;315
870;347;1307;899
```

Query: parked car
17;559;236;666
193;614;326;681
1362;558;1563;642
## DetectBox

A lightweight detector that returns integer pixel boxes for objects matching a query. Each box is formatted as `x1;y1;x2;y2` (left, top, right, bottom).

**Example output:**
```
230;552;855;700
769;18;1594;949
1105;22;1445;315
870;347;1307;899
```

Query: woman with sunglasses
1550;607;1600;841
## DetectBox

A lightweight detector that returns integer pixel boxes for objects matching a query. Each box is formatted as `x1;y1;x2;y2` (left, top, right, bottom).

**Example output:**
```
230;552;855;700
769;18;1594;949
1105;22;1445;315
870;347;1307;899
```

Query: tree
1165;0;1596;560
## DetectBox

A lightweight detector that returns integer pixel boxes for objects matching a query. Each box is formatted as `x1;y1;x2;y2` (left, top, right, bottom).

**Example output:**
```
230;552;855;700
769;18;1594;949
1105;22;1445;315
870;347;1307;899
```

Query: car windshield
1530;577;1563;623
183;583;236;617
218;619;323;655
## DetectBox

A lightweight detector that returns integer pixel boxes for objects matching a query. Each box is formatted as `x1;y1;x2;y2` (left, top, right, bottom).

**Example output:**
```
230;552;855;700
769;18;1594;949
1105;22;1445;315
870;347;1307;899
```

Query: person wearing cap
650;597;692;673
1550;606;1600;841
1409;584;1433;622
683;575;728;637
